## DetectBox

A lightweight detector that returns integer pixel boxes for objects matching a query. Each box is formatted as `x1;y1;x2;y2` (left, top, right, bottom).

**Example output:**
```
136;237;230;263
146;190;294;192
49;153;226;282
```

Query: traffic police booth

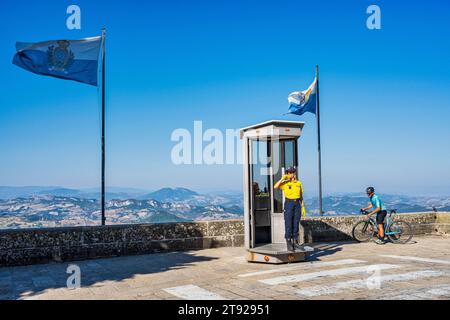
240;120;314;264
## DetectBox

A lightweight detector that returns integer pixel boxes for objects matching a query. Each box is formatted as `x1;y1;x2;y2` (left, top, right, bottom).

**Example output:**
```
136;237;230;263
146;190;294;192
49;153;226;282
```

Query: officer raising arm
274;167;306;252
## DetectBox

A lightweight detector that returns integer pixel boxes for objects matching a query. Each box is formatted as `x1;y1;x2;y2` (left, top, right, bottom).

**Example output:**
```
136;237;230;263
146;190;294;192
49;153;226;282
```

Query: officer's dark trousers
284;199;301;240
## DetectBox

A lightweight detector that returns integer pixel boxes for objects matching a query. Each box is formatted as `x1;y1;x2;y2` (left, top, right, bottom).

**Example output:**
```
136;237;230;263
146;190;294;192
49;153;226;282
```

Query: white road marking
381;255;450;265
259;264;400;285
238;259;366;278
383;284;450;300
295;270;446;297
163;284;226;300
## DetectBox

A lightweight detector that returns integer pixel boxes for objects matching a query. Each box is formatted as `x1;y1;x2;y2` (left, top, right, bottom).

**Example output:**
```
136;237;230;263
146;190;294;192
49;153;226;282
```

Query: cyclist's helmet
366;187;375;194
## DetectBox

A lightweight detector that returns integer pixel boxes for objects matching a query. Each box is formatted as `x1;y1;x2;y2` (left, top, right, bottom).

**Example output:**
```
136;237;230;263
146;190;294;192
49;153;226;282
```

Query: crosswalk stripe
295;270;446;297
259;264;400;285
383;284;450;300
163;284;225;300
238;259;366;278
380;255;450;265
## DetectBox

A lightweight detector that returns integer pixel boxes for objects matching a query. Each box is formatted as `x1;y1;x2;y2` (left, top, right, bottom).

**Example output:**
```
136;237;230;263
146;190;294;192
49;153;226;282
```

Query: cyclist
361;187;388;245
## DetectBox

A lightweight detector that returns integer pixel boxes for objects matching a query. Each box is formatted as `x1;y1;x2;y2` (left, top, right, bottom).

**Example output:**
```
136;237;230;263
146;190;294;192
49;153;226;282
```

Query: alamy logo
366;265;382;290
66;5;81;30
170;121;283;175
171;121;242;165
66;264;81;289
367;5;382;30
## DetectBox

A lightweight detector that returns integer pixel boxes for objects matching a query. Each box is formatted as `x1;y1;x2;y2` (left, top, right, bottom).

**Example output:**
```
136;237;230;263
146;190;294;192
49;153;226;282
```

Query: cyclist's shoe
375;238;386;245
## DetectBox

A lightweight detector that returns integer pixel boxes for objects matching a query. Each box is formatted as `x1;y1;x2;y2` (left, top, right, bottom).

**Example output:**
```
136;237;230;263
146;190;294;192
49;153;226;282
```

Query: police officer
274;167;306;251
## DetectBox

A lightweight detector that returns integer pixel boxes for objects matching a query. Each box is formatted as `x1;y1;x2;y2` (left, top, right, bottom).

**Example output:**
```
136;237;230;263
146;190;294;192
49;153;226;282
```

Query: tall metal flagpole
101;28;106;226
315;65;324;216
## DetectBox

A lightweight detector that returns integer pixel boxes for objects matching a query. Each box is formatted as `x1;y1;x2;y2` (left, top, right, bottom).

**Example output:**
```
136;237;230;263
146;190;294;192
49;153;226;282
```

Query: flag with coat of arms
287;77;317;116
12;36;102;86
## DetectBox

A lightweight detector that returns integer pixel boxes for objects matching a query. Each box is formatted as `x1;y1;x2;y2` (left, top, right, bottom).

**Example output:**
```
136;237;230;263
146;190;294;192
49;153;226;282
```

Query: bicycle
352;209;413;244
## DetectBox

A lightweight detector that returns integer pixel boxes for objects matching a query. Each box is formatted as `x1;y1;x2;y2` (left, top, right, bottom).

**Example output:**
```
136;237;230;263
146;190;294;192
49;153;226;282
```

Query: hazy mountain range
0;186;156;201
303;193;450;215
0;187;243;229
0;186;448;229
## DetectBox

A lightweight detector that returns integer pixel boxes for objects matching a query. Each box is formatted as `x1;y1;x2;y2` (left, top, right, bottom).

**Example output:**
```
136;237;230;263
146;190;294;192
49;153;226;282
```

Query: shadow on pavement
300;219;362;261
307;243;344;260
0;251;218;300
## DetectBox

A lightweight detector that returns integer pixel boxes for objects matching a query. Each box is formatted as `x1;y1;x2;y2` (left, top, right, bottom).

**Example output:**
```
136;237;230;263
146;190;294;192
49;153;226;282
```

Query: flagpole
315;65;324;216
101;28;106;226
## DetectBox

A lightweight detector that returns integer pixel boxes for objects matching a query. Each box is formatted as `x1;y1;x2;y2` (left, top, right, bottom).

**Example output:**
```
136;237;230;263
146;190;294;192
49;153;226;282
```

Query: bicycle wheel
352;220;376;242
387;220;413;244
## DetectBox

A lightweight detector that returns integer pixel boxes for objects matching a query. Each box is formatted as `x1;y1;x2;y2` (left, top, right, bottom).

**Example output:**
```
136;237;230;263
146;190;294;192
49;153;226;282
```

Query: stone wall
300;212;449;242
0;212;448;267
435;213;450;235
0;220;244;267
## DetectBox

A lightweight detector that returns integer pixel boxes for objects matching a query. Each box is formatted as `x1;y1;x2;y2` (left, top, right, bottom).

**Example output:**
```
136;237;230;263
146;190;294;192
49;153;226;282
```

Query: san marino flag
12;36;102;86
287;77;317;116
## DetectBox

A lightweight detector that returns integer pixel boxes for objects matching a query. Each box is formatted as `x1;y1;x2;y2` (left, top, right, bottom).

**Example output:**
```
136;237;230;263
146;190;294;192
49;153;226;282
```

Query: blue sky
0;0;449;196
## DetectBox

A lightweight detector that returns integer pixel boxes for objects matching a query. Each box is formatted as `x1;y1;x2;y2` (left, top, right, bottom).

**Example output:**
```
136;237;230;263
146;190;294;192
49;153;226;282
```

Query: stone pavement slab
0;235;449;300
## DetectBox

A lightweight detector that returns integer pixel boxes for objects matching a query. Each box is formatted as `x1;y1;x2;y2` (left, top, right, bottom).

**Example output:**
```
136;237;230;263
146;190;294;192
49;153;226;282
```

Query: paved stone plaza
0;235;449;300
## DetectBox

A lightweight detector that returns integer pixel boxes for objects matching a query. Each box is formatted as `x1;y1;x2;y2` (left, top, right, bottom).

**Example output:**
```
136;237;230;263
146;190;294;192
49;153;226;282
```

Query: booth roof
239;120;305;139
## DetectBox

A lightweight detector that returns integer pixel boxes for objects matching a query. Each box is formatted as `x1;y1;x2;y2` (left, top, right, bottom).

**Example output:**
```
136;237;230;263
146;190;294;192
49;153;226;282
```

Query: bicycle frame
363;212;402;236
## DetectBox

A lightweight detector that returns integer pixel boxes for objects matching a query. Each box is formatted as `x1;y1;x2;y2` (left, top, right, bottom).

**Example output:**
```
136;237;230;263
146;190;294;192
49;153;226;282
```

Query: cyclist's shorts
376;210;388;224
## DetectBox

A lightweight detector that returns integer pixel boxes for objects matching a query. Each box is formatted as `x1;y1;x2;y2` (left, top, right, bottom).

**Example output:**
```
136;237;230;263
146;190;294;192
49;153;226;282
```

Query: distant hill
138;187;199;202
0;186;150;200
37;188;82;197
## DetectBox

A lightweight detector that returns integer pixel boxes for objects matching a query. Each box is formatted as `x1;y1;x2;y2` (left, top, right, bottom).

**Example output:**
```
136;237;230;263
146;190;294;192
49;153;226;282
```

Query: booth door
271;139;298;243
250;139;272;246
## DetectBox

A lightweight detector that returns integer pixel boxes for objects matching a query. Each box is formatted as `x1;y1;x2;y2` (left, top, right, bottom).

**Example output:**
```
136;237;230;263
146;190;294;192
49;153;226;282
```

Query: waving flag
287;77;317;116
11;30;108;226
12;36;102;86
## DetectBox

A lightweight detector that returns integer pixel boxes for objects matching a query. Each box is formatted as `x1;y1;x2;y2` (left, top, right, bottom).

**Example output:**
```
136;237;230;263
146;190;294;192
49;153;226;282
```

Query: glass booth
240;120;313;264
